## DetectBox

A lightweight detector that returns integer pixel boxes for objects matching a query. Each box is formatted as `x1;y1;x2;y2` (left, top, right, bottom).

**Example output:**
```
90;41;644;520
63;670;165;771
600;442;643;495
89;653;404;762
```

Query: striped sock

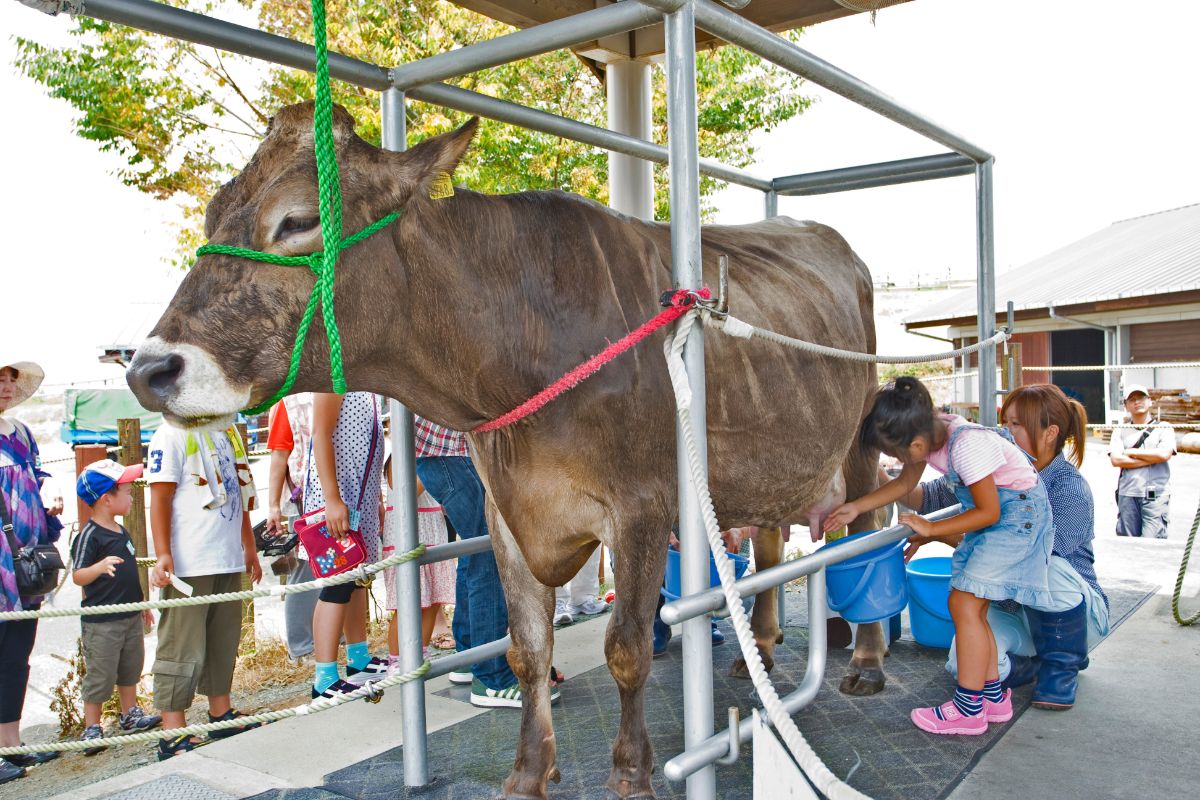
314;661;340;694
983;678;1004;703
951;686;984;717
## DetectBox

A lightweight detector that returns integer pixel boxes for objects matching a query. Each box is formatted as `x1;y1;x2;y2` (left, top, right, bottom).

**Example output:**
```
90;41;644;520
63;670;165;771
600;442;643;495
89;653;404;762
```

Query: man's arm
1110;453;1145;468
149;482;176;588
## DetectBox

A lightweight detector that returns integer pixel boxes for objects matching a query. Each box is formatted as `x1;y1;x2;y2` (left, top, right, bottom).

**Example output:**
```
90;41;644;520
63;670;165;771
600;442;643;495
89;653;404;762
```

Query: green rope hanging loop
193;0;400;416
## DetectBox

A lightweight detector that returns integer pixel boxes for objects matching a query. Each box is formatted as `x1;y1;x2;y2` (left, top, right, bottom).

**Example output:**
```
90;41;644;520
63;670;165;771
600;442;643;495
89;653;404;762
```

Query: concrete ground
17;444;1200;799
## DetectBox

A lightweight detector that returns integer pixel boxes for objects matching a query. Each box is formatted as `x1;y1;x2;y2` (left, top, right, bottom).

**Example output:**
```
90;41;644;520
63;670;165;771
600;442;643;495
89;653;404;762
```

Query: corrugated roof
906;202;1200;326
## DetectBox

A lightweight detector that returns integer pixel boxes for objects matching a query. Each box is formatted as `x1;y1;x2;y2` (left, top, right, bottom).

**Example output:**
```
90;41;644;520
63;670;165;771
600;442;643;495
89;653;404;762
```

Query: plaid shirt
414;416;469;458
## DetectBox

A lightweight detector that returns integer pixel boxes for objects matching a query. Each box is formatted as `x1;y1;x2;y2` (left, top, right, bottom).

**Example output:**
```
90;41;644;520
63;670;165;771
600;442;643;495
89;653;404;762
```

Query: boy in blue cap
73;459;162;754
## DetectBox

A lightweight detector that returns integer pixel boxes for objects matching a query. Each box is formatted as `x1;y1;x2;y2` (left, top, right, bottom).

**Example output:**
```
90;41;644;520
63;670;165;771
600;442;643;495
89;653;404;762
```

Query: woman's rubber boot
1001;653;1040;691
652;593;672;658
1028;599;1089;710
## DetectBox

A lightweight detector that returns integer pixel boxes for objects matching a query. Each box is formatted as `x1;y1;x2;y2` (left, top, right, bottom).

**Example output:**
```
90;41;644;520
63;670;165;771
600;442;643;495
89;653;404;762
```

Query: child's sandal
206;709;263;740
157;735;204;761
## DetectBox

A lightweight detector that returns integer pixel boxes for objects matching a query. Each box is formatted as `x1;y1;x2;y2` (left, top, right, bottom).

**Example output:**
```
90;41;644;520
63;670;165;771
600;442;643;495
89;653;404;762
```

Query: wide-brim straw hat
0;354;45;410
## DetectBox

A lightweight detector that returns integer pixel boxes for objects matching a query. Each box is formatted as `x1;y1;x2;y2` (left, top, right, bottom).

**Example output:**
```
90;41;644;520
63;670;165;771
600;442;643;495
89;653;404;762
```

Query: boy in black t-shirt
72;460;162;754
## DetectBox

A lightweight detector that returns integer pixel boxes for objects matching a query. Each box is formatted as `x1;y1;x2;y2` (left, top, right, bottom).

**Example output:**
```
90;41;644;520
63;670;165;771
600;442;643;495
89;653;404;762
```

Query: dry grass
231;637;311;693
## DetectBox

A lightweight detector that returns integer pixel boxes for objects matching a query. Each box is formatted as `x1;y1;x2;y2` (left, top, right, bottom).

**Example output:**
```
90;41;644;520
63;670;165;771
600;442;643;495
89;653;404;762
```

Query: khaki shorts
152;572;244;712
81;615;145;704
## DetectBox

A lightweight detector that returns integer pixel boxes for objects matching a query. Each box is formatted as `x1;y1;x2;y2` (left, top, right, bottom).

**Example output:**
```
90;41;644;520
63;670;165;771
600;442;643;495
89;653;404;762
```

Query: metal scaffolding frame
18;0;998;796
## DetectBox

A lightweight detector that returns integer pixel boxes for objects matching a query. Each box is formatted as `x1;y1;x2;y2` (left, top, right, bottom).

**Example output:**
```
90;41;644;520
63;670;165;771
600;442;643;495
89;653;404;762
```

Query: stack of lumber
1150;388;1200;425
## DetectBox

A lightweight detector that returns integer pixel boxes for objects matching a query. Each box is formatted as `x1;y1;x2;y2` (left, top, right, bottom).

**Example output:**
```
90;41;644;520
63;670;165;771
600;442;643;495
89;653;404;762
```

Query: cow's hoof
839;667;886;696
729;651;774;680
605;789;656;800
776;630;785;645
606;771;655;799
500;771;549;800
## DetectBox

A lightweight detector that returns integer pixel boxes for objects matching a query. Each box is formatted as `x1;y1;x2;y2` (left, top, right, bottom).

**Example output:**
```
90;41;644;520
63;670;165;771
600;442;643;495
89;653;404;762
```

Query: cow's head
127;102;476;426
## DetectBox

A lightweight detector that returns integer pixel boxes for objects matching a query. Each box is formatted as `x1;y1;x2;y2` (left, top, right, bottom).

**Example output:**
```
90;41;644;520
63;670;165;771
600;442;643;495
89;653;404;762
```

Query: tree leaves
14;1;811;263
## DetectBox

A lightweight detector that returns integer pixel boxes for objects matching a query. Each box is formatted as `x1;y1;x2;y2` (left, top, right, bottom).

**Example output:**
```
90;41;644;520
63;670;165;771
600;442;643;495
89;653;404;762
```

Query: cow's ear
385;117;479;205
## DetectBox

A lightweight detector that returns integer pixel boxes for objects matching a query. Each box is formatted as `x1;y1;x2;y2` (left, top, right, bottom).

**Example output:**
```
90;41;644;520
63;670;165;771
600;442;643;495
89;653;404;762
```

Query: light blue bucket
820;531;908;624
906;556;955;649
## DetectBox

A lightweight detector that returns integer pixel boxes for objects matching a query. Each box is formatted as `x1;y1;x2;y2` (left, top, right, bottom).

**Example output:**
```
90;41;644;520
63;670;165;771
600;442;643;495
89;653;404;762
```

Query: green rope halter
194;0;399;416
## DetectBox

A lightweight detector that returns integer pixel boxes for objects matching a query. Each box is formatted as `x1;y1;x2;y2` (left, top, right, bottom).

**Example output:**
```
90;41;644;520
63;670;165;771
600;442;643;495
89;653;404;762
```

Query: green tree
15;0;810;264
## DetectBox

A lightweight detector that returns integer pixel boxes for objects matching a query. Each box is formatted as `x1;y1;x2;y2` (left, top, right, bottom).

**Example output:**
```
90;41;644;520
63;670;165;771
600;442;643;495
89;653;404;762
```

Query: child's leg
421;606;438;648
84;702;104;727
116;685;139;713
388;612;399;657
981;602;999;682
947;589;991;690
342;588;368;647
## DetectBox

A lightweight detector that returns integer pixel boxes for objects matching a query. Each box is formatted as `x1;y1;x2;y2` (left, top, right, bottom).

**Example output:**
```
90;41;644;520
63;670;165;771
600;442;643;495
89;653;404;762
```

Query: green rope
1172;493;1200;626
192;0;403;416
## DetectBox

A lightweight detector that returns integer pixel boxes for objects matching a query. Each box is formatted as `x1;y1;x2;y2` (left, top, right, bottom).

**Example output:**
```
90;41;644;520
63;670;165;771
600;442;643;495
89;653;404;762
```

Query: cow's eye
275;214;319;240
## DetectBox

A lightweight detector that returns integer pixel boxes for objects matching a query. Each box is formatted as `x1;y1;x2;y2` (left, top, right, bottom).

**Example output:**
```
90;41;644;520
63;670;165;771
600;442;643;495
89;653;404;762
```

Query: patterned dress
302;393;384;564
0;421;52;613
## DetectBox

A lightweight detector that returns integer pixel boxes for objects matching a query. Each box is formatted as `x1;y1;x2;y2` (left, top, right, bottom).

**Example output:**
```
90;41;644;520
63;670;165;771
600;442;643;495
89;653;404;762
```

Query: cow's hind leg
731;526;784;679
489;502;559;799
604;530;667;799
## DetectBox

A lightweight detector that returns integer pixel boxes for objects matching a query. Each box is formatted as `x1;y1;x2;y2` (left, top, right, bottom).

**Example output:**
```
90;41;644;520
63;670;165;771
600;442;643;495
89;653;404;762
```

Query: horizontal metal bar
81;0;389;89
425;635;512;679
408;82;773;192
659;504;964;626
773;153;976;196
416;534;494;565
664;568;829;782
391;1;670;89
671;0;992;163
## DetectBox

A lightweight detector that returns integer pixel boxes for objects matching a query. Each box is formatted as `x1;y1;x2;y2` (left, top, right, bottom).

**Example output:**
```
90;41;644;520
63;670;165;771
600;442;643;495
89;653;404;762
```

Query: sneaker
311;679;362;701
447;670;474;685
571;597;610;616
3;747;59;767
120;706;162;732
984;689;1013;723
157;734;203;761
206;708;262;740
81;724;107;756
553;599;574;626
652;615;672;658
910;700;988;735
711;620;725;646
346;656;389;685
470;678;561;709
0;759;25;784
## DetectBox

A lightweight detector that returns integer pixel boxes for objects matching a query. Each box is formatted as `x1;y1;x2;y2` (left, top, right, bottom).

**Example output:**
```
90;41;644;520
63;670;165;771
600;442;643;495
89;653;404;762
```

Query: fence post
117;419;148;601
1002;341;1023;393
235;422;255;648
73;445;109;527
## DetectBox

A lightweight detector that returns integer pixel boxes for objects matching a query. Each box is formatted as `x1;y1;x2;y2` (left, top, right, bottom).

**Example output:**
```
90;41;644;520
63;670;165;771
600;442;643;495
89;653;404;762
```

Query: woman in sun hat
0;355;64;781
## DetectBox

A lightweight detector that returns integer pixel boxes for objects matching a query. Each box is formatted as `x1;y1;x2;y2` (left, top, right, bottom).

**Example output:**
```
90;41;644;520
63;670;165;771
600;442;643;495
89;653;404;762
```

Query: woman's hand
45;494;64;516
324;497;351;538
150;554;174;589
245;552;263;584
903;537;928;562
265;504;285;537
823;502;860;533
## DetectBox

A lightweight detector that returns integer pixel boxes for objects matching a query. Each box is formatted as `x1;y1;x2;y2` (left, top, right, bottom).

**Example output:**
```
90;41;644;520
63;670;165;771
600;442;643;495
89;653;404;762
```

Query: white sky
3;0;1199;385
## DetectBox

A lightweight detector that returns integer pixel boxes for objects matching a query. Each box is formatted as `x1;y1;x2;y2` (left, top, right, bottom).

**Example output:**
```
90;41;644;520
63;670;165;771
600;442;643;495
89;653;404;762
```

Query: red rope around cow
472;288;712;433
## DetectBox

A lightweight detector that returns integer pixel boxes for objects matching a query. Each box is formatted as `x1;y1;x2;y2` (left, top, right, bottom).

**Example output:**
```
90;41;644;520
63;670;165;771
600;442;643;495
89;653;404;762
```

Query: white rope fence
0;660;430;756
0;545;426;621
667;310;871;800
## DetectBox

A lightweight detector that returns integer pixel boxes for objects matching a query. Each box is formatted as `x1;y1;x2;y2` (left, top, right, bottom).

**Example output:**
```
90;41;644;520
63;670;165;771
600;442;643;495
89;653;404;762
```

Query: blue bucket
662;548;750;601
820;531;908;624
906;557;955;649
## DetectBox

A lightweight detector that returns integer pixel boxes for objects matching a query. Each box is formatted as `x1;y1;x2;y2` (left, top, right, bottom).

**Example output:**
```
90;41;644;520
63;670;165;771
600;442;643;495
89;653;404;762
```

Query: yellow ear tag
429;172;455;200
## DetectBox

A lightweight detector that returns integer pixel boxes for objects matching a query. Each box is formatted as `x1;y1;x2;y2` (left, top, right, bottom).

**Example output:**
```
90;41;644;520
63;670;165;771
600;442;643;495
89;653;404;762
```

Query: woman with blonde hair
909;384;1109;711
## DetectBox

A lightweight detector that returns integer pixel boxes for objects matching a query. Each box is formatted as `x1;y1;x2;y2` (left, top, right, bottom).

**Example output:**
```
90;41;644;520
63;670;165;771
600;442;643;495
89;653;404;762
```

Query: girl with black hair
823;377;1054;735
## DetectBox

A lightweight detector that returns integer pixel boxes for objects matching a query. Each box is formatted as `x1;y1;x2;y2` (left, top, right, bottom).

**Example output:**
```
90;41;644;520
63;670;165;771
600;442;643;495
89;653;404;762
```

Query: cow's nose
127;351;186;411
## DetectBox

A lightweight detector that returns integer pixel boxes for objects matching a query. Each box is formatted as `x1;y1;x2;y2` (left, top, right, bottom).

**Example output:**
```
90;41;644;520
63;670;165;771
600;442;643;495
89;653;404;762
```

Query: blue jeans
415;456;515;690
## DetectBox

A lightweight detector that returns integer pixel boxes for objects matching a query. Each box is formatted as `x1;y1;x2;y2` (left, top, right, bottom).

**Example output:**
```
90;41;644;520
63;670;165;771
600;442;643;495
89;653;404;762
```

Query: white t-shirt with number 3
146;425;246;578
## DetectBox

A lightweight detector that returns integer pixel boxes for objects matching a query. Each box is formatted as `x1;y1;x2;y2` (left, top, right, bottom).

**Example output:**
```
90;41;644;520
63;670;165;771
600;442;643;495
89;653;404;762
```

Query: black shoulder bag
1;494;65;597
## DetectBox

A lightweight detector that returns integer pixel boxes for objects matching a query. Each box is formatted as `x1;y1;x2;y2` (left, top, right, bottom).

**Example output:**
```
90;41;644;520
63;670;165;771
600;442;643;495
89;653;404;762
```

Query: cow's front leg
488;503;559;800
731;527;784;679
839;620;887;696
604;534;665;799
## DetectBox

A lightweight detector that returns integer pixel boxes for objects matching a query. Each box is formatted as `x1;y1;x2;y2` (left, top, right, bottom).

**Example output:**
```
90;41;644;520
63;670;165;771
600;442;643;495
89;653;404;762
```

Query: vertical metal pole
665;4;715;799
975;159;997;426
764;189;778;218
607;59;655;220
381;86;429;789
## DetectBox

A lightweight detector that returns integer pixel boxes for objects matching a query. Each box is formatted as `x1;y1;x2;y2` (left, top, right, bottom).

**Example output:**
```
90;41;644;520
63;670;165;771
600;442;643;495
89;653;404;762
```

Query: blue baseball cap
77;459;144;506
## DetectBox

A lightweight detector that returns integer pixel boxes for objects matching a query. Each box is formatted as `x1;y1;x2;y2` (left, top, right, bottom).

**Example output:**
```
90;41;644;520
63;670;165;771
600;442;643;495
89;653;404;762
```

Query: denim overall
944;424;1056;609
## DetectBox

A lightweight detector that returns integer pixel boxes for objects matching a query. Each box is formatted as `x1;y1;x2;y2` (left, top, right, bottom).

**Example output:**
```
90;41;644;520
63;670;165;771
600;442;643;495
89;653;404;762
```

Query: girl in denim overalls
824;377;1054;735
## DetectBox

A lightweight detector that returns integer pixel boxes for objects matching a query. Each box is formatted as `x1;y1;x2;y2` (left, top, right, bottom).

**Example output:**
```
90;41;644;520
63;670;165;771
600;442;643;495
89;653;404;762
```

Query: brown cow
127;102;885;799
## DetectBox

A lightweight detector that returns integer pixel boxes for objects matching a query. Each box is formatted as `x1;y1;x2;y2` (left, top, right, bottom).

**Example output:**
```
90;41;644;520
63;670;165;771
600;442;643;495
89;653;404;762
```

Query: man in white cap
1108;384;1176;538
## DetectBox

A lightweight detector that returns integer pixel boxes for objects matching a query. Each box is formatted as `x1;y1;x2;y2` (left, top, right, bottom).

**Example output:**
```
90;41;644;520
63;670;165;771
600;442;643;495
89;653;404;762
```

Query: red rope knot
659;287;713;310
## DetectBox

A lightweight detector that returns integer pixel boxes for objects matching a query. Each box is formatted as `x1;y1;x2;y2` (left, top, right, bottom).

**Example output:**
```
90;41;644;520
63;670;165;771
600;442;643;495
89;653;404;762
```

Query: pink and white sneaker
984;689;1013;723
911;701;988;735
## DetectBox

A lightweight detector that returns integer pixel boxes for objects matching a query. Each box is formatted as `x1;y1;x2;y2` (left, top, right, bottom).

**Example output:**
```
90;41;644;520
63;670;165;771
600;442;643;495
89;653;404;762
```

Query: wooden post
117;419;149;600
235;422;255;647
1002;341;1023;393
73;445;108;527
